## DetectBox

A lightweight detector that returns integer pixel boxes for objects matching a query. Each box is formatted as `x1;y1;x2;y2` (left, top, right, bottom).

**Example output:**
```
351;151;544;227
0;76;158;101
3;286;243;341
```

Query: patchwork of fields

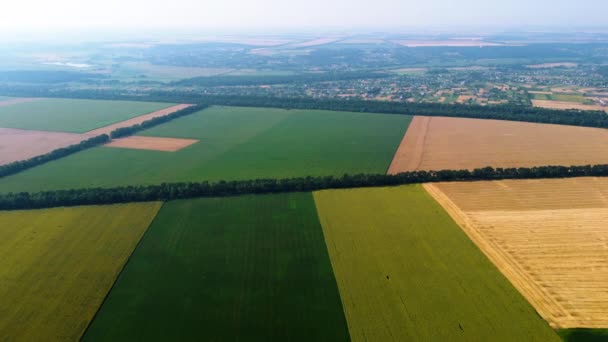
0;98;189;166
388;116;608;173
0;106;411;193
0;98;176;133
83;193;350;341
425;177;608;328
313;185;559;341
2;95;608;340
0;203;161;341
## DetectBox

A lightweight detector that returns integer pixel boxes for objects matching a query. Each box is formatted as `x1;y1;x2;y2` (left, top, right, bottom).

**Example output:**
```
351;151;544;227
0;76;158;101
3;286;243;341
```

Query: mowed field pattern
387;116;608;173
83;194;350;341
0;106;411;193
0;98;176;133
0;203;162;341
313;186;559;341
425;177;608;328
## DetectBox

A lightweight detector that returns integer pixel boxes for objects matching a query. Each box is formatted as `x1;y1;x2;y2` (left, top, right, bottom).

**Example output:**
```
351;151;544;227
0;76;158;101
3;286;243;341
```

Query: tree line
0;87;606;130
1;164;607;210
0;134;109;179
110;105;206;138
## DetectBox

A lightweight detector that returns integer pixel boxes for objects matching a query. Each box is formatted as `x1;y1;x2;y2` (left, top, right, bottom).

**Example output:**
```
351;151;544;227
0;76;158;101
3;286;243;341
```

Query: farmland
313;185;559;341
0;106;411;193
425;177;608;328
0;98;176;132
0;202;162;341
0;127;84;165
83;193;349;341
388;116;608;173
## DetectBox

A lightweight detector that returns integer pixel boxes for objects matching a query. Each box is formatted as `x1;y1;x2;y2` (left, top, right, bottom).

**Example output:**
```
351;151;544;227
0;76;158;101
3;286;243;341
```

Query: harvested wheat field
0;128;85;165
105;136;198;152
0;97;39;107
424;177;608;328
532;100;606;112
387;116;608;173
84;104;193;136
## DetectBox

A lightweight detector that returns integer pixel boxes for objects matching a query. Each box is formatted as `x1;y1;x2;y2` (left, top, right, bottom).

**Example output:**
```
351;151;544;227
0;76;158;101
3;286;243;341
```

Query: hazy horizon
1;0;607;32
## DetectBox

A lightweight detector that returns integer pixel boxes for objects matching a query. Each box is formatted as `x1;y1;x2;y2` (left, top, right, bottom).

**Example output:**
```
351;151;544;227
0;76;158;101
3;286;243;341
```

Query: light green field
0;96;14;101
0;98;176;132
313;185;560;341
83;193;350;341
0;202;162;341
0;106;411;193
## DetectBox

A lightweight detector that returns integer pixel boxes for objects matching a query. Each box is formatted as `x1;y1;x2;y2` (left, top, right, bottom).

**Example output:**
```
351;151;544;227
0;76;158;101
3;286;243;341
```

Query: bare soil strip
393;40;504;47
387;116;608;173
424;178;608;328
387;116;430;174
84;104;194;137
0;128;84;165
532;99;607;112
0;98;40;107
105;136;198;152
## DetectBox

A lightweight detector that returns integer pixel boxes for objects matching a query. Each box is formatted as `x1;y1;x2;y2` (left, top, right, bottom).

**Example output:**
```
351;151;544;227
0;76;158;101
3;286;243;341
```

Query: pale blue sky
0;0;606;30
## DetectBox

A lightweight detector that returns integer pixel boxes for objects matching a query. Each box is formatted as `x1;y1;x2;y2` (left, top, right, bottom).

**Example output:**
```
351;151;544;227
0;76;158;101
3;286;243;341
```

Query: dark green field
82;193;349;341
0;106;411;193
559;329;608;342
0;98;175;132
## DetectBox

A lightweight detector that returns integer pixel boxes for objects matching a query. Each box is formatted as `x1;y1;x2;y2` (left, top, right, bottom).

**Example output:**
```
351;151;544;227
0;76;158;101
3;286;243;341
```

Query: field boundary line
422;183;570;328
387;116;430;174
84;104;194;137
80;201;165;339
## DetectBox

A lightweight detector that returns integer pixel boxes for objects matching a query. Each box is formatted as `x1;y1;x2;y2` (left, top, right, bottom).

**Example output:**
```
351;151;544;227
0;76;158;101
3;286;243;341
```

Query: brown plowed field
0;128;84;165
105;136;198;152
424;177;608;328
387;116;608;174
84;104;194;136
0;98;39;107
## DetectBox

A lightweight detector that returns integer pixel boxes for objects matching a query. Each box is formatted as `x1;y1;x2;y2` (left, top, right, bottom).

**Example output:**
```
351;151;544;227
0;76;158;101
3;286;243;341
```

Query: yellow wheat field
0;202;162;341
424;177;608;328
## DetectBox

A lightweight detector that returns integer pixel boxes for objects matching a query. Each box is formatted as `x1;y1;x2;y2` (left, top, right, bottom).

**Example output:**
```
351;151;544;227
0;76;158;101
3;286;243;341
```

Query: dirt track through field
84;104;194;136
424;178;608;328
105;136;198;152
0;98;40;107
387;116;608;173
0;128;84;165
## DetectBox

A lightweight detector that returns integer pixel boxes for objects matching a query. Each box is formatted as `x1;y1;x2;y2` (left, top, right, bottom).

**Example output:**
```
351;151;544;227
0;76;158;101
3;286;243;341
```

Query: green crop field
0;202;162;341
0;96;14;101
0;98;176;132
83;193;350;341
0;106;411;193
313;185;560;341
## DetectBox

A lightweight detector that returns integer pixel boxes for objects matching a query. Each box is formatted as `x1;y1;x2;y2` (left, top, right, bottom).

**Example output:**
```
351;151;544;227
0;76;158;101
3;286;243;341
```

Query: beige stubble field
388;116;608;173
0;128;85;165
105;136;199;152
424;177;608;328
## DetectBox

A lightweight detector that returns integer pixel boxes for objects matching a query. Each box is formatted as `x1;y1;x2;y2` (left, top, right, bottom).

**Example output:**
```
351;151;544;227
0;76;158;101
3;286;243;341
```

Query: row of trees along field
2;164;608;210
0;135;109;179
110;104;206;138
0;86;606;129
0;105;205;179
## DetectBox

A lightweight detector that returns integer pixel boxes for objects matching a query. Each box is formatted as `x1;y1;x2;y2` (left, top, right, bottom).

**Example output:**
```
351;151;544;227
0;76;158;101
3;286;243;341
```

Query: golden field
0;202;162;341
425;177;608;328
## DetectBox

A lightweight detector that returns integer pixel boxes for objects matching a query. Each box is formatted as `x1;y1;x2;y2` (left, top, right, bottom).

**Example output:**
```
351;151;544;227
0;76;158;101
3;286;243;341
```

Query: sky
0;0;606;31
